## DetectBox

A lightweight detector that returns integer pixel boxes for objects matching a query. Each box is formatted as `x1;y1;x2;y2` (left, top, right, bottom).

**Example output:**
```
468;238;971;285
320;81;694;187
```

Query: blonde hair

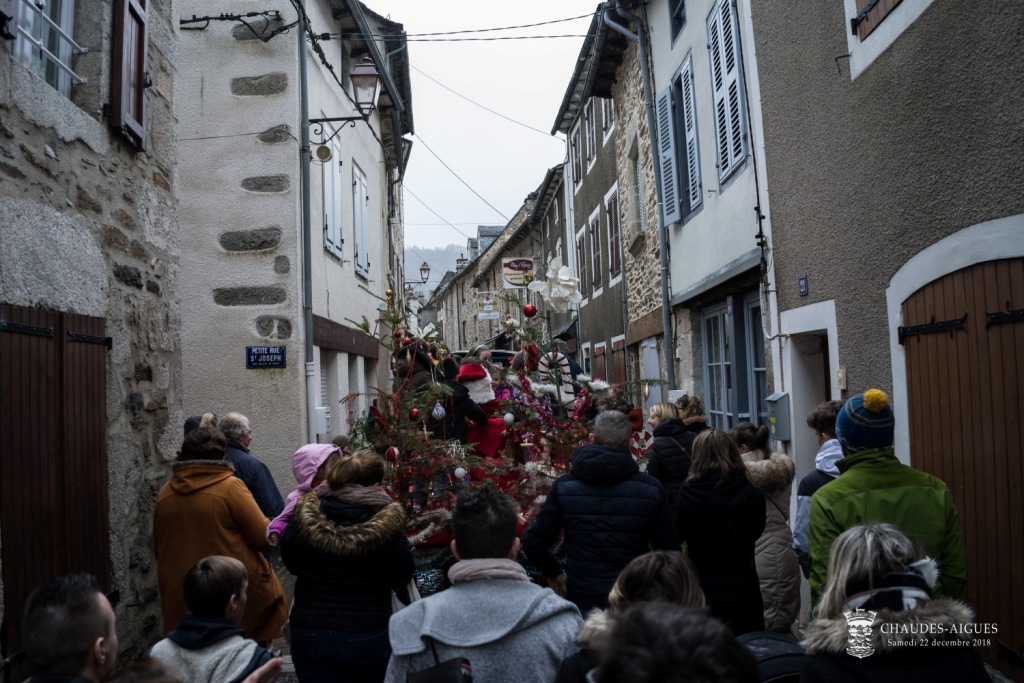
818;524;922;619
686;430;748;485
649;402;679;422
326;449;387;489
676;394;707;423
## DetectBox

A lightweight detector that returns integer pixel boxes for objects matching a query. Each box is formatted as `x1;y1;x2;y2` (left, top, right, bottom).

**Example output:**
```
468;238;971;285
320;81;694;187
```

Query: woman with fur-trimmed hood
281;451;414;683
731;422;800;633
801;524;989;682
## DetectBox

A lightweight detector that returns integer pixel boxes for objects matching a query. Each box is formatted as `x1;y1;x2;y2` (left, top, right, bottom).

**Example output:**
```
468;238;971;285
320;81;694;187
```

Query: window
635;157;648;231
601;97;615;135
584;99;597;165
745;299;768;427
11;0;82;97
582;343;592;375
707;0;747;181
668;0;686;41
842;0;933;79
703;306;733;429
575;228;588;300
851;0;903;40
701;292;766;430
322;140;343;257
589;212;602;295
571;124;583;188
606;189;622;279
352;163;369;276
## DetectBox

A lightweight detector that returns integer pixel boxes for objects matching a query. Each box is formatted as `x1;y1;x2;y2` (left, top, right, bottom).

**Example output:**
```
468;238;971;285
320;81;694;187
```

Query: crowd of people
15;346;993;682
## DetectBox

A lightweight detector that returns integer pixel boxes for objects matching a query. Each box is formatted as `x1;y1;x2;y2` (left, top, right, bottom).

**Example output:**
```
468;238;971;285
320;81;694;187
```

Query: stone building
529;166;575;350
552;11;629;385
1;0;181;669
176;0;412;487
752;1;1024;674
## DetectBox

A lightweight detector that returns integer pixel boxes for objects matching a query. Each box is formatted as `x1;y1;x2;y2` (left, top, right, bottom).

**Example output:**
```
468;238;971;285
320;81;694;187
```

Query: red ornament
394;329;403;338
402;337;412;346
385;446;400;463
523;304;538;318
410;408;420;420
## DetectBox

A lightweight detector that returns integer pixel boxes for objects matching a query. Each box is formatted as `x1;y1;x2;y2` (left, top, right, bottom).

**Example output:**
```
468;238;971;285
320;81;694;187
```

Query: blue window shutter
656;87;682;225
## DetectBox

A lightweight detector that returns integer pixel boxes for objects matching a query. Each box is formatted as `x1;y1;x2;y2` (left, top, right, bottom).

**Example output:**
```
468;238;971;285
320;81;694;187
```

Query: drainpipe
603;2;676;391
297;0;318;443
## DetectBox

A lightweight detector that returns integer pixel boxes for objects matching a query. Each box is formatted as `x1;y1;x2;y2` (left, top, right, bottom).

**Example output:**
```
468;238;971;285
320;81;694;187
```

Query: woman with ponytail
281;451;414;683
730;422;800;633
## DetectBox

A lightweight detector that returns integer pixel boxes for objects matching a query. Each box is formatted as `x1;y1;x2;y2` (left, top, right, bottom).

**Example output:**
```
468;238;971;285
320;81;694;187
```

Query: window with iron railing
10;0;87;97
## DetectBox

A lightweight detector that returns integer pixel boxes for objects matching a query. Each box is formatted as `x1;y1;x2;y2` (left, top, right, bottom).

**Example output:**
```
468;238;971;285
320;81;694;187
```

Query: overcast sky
366;1;601;278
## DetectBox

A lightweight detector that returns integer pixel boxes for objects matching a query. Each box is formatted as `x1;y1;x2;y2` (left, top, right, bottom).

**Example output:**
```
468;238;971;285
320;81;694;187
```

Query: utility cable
412;66;556;138
404;188;477;242
412;135;509;221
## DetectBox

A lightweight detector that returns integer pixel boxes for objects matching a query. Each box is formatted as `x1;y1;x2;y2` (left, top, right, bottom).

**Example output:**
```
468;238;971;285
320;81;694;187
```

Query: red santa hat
458;363;495;404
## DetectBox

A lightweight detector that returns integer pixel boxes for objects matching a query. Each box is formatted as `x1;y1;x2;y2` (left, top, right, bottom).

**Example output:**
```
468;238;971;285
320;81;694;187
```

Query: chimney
456;252;468;272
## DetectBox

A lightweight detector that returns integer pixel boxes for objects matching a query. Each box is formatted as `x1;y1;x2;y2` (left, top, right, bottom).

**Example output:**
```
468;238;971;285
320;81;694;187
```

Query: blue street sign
246;345;286;369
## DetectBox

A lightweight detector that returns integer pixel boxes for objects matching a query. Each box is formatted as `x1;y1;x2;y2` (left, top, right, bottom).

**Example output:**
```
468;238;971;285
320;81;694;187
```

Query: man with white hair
218;412;284;519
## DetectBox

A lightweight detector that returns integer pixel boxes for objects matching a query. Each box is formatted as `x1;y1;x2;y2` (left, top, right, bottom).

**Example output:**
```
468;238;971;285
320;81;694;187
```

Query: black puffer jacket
280;492;414;632
646;419;692;509
522;444;678;614
426;379;488;444
675;419;709;454
676;473;766;635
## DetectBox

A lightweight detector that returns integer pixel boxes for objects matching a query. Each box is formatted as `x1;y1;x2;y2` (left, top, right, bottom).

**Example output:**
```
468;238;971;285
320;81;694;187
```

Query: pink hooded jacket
266;443;341;542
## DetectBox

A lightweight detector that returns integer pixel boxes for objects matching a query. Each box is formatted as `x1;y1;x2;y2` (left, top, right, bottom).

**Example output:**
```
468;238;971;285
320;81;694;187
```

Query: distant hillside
404;243;464;299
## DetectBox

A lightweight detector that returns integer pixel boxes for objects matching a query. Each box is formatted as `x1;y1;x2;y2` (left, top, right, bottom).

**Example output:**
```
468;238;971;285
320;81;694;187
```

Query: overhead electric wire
412;135;510;221
405;188;477;242
387;12;594;37
412;66;555;138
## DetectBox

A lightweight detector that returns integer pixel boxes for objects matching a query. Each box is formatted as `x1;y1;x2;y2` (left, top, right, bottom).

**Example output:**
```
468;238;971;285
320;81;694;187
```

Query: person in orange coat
154;426;288;643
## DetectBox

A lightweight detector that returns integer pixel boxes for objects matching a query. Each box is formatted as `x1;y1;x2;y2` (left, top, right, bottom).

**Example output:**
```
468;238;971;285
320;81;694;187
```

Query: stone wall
0;0;180;661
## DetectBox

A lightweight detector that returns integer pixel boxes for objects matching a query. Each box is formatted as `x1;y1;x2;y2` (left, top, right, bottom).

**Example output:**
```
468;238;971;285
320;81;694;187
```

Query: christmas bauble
454;467;467;480
385;446;400;463
402;337;412;346
523;304;538;318
503;412;515;424
386;288;393;297
394;329;403;338
410;408;420;420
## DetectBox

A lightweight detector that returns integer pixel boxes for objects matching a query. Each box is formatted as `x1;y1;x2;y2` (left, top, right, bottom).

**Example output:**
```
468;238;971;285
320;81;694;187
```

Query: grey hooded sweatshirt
385;575;582;683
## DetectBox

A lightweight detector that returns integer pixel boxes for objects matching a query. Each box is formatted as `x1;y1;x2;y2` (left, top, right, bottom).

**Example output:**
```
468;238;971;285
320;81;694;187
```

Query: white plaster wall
178;0;305;488
647;0;762;297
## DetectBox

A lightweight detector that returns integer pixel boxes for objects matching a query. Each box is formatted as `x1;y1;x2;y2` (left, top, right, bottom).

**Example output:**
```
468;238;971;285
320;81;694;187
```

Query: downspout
297;0;317;443
603;2;676;391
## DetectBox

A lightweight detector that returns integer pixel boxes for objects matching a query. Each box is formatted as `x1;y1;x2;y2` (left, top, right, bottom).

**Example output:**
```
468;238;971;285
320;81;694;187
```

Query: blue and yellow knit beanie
836;389;895;452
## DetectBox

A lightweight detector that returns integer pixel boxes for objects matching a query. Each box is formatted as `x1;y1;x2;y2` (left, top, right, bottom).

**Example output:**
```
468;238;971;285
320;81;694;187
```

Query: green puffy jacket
808;447;967;606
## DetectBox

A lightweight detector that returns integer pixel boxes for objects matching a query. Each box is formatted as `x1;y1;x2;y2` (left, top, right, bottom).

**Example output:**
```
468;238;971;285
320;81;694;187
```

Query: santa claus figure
458;362;505;461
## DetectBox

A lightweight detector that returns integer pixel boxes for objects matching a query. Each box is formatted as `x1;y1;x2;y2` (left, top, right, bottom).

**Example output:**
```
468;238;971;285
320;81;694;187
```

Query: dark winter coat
426;379;488;444
280;491;415;632
522;443;678;614
646;419;692;510
393;346;434;393
801;599;991;682
675;472;766;635
224;440;285;519
676;418;709;454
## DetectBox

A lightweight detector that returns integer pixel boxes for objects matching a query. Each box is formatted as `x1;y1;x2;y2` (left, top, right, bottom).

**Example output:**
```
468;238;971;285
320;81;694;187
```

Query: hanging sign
478;293;500;320
246;345;286;368
502;258;535;289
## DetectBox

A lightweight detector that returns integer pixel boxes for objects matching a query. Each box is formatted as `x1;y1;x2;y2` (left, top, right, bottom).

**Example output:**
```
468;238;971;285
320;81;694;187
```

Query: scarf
448;558;528;584
316;483;393;510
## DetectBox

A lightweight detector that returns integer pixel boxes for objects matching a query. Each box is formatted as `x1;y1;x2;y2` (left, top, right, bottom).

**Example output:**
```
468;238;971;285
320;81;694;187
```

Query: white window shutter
681;56;702;212
352;166;369;275
656;87;682;225
591;215;601;287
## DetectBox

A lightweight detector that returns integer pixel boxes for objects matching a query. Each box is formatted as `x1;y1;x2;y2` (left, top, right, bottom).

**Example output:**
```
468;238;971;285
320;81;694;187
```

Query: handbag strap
667;436;688;456
429;637;441;666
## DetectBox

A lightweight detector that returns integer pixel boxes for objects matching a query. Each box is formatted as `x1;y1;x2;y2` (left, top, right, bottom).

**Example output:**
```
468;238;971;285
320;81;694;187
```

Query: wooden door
901;258;1023;678
0;304;111;675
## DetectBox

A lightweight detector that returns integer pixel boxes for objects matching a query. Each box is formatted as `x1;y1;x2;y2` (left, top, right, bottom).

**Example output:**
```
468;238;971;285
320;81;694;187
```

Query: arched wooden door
901;257;1023;678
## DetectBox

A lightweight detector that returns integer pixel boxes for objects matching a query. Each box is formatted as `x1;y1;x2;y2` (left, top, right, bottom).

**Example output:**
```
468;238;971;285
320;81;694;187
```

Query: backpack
736;631;805;683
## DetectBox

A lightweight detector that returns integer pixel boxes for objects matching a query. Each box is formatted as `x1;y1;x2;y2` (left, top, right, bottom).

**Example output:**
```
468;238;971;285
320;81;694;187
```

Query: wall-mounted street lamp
309;57;382;147
403;262;430;298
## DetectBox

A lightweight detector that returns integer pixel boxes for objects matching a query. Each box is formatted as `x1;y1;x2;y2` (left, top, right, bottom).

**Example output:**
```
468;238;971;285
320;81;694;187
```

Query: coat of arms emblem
844;608;877;658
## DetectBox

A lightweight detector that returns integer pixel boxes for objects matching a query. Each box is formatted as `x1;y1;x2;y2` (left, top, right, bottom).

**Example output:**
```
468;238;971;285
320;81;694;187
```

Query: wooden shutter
577;233;588;296
707;0;745;179
591;215;602;289
571;127;583;184
324;143;343;255
353;166;369;274
656;87;682;225
607;194;622;277
853;0;904;40
680;56;702;212
112;0;148;149
0;305;111;673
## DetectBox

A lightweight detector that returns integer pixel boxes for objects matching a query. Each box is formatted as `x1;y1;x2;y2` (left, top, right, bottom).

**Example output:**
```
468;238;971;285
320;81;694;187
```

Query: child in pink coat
266;443;342;545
